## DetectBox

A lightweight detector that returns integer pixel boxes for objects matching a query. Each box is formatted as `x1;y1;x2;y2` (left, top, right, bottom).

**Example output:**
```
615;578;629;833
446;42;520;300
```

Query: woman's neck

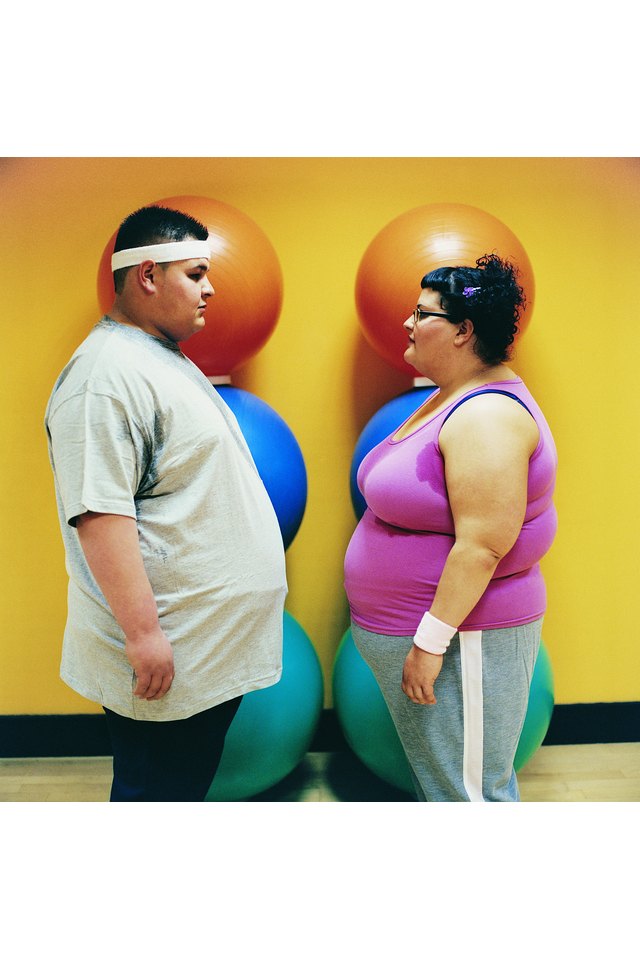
434;363;517;404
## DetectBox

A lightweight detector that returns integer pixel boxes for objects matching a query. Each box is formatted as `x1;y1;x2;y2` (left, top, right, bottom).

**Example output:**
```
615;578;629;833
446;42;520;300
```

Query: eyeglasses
412;307;454;323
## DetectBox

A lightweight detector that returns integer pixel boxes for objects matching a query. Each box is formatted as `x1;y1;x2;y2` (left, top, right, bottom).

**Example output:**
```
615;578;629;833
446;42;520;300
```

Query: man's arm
75;512;174;701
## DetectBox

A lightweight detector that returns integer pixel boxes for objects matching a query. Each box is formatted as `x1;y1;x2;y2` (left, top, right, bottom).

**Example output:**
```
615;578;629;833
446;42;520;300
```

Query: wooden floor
1;742;639;801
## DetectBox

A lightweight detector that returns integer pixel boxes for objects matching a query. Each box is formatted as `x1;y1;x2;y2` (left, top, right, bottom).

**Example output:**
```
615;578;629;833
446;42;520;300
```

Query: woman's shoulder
439;387;540;457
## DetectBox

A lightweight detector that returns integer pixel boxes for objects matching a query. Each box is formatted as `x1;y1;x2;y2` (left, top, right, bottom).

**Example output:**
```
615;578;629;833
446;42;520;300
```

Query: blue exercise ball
206;611;324;801
350;386;437;517
333;628;554;794
215;385;307;549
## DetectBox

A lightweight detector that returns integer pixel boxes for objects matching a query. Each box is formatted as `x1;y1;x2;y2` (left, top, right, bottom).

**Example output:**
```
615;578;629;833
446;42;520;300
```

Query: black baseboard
541;701;640;746
0;713;112;758
0;702;638;759
313;702;640;750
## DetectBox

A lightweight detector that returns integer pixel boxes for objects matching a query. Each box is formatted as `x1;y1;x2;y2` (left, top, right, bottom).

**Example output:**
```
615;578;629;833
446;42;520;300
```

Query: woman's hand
402;647;443;705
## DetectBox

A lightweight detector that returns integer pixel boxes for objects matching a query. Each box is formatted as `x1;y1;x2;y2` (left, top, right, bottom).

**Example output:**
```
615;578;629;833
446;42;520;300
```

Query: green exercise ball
206;611;324;801
332;629;413;793
514;641;555;771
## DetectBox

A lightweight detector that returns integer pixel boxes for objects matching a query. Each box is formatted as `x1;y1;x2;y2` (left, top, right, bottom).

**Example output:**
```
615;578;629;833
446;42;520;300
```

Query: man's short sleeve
47;390;143;526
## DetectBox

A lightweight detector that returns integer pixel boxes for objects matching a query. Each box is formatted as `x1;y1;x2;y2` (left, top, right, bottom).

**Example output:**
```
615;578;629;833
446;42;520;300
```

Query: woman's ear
454;318;475;345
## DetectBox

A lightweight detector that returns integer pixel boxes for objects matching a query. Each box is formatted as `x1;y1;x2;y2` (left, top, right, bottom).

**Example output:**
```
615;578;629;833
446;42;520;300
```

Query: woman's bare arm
402;394;539;705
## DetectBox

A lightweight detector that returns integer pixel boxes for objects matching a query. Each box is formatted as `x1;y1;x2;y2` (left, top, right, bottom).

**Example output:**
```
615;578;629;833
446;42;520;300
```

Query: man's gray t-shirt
45;318;288;721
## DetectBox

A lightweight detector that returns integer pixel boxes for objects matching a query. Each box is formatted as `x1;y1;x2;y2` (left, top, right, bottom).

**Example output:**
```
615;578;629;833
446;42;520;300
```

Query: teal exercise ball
332;629;554;794
206;611;324;801
332;628;413;794
514;641;555;771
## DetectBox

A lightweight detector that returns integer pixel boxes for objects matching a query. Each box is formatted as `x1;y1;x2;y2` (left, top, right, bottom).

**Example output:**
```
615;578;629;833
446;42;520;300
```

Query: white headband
111;239;212;272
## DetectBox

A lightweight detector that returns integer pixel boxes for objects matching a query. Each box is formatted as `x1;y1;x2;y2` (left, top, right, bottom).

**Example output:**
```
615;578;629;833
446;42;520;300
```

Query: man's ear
137;259;157;295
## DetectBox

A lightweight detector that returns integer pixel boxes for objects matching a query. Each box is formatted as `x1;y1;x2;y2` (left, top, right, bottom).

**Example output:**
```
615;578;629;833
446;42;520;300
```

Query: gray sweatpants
351;618;542;802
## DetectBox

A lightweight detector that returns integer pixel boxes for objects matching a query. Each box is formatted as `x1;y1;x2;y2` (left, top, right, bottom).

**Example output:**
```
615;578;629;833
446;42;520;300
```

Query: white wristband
413;611;457;655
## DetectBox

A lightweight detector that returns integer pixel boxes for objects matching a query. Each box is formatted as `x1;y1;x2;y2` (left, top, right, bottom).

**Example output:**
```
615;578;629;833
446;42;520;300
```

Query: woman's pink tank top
343;378;558;634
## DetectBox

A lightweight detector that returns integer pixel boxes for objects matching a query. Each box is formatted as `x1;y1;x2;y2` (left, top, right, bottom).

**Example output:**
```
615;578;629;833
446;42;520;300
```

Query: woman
344;253;557;802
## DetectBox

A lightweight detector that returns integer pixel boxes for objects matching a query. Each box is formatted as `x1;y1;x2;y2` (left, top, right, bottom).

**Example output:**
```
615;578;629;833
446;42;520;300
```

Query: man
45;205;287;801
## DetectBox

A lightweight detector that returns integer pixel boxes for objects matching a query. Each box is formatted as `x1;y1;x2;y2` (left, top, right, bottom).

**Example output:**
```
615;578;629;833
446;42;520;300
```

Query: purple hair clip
462;286;480;298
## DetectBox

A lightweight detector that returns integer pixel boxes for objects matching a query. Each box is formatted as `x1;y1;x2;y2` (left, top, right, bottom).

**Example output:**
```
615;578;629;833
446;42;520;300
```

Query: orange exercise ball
96;195;283;377
355;203;535;375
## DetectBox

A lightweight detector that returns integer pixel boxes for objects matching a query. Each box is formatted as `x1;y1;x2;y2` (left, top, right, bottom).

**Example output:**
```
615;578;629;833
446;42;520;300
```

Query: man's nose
203;279;215;298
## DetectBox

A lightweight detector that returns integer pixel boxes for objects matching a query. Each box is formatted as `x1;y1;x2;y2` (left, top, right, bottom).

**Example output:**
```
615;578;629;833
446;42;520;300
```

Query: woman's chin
403;345;421;371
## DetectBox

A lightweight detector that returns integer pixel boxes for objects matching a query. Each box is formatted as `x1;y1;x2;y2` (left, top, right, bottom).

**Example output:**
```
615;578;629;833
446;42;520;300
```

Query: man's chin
183;319;206;340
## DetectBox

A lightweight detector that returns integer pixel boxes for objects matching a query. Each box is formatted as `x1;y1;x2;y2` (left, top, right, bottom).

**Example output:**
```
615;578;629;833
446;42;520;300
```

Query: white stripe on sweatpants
459;630;486;802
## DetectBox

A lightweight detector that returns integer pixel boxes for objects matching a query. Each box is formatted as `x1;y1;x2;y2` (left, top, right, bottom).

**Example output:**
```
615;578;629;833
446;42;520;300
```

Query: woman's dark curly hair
421;253;526;365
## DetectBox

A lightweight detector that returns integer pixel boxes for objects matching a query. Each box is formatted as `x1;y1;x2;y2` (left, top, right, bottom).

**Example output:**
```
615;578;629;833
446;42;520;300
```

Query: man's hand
401;647;443;705
126;627;175;700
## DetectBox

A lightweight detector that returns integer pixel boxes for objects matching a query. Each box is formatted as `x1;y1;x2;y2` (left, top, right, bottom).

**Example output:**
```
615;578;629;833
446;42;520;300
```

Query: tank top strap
441;388;534;430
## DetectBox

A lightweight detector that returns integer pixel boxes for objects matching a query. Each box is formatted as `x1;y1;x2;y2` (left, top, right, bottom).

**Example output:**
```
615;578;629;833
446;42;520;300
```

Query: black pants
103;697;242;802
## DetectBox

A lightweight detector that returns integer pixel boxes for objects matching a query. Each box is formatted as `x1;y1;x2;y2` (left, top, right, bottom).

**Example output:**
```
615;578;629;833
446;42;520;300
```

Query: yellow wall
1;157;639;714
